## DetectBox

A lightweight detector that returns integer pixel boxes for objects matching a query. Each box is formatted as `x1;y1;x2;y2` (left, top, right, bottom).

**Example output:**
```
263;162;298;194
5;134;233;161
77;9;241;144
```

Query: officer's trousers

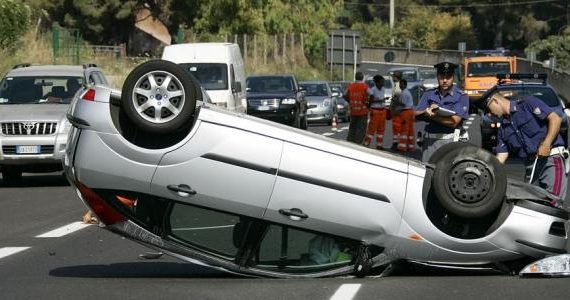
421;135;454;163
364;108;387;148
525;154;568;207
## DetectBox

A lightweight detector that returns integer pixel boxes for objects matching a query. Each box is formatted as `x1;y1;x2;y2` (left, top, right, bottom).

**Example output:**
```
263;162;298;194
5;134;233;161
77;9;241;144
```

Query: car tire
121;60;198;134
431;143;506;219
2;167;22;185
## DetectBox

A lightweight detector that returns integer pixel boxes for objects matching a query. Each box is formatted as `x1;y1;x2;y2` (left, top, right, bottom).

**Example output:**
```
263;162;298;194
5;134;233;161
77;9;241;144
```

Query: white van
162;43;246;112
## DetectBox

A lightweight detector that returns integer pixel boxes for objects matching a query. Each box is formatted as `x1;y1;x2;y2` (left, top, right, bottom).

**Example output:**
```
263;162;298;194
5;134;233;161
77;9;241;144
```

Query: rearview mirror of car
232;81;242;93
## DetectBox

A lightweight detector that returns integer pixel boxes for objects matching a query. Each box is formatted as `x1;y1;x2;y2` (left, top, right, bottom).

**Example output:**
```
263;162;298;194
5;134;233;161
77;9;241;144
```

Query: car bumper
0;133;68;170
307;106;334;122
247;106;297;124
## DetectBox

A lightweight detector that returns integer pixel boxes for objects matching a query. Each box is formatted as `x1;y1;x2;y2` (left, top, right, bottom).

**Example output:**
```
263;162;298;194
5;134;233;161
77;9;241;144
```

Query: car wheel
121;60;198;134
2;167;22;185
431;143;506;219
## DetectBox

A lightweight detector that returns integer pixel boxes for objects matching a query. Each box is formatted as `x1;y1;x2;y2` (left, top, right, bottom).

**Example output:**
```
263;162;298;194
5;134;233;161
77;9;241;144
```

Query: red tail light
81;89;96;101
77;182;126;225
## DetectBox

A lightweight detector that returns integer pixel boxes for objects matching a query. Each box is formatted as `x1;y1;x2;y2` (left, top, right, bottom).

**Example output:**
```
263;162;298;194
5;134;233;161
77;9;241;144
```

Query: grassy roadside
0;30;330;89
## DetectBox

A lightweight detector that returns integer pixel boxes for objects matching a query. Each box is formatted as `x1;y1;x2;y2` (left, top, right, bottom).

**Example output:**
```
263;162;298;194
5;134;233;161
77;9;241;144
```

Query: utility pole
390;0;395;46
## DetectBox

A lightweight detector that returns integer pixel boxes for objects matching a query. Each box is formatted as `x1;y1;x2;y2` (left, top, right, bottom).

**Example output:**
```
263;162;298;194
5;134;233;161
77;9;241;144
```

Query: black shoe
391;143;398;150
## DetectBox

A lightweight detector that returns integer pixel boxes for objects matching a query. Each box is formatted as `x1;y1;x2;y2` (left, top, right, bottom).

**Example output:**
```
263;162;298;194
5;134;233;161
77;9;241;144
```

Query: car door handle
167;184;197;197
278;208;308;221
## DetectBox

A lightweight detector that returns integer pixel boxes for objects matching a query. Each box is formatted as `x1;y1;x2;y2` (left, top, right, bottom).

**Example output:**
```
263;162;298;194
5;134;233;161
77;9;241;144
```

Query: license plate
258;105;270;111
16;145;40;154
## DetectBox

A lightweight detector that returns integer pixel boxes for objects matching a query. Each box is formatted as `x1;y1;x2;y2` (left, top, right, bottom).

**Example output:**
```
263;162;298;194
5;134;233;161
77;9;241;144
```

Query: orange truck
462;53;517;102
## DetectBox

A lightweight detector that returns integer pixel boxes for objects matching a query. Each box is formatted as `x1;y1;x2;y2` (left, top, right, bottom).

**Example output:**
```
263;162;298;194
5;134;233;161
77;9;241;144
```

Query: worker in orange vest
397;79;416;152
344;71;370;144
364;75;389;149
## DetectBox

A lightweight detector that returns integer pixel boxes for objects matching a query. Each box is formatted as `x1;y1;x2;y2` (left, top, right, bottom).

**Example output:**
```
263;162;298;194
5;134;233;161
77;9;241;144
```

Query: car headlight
59;118;72;134
281;98;296;105
337;104;344;109
323;98;331;107
520;254;570;277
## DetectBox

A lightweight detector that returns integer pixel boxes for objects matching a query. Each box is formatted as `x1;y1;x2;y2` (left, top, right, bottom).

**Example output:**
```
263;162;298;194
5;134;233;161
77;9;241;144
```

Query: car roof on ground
6;65;90;77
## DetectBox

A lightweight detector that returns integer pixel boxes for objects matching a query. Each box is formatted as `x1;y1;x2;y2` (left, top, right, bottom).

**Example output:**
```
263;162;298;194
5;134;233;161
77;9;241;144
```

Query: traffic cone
332;115;337;130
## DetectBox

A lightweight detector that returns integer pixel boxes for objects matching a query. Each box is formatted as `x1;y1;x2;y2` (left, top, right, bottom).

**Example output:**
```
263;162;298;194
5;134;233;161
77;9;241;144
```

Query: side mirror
298;86;306;93
232;81;242;93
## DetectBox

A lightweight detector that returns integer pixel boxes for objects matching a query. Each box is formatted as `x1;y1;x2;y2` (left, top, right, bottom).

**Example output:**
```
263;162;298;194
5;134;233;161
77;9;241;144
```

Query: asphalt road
1;119;570;300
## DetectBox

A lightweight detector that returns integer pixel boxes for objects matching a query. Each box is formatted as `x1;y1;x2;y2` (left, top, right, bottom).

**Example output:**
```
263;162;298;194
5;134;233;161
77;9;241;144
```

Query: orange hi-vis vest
346;82;369;117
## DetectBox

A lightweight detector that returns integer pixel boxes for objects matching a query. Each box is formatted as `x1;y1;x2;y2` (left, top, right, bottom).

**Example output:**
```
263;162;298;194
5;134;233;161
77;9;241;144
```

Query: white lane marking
36;221;91;238
330;284;362;300
0;247;30;259
465;121;472;125
323;132;335;136
172;225;235;231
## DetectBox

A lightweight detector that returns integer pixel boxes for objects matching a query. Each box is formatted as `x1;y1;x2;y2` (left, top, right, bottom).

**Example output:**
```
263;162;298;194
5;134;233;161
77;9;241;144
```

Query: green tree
397;5;477;50
0;0;30;50
526;35;570;70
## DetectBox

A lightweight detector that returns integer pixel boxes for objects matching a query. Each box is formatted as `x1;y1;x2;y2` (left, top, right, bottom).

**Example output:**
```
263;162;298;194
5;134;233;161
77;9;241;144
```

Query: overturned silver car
64;60;568;278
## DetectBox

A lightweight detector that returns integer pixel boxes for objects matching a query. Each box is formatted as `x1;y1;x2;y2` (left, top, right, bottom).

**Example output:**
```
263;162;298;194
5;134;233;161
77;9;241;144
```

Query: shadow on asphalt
49;262;242;279
0;173;70;188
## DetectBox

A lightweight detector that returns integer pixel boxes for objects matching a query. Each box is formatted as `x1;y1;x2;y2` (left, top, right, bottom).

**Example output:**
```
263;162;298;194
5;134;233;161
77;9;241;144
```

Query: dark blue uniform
416;86;469;161
496;96;567;204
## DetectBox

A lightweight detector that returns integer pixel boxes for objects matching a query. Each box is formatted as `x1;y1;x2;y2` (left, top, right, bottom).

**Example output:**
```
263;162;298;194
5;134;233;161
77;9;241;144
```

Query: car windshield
467;62;510;77
366;78;393;89
246;76;295;93
0;76;84;104
420;70;437;79
299;83;329;96
180;63;228;91
496;86;560;107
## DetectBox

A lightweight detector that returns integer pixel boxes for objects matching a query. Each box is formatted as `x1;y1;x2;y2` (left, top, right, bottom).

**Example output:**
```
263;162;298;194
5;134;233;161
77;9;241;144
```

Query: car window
246;76;295;93
0;76;84;104
252;224;358;273
168;202;240;258
467;62;510;77
179;63;229;91
299;83;329;96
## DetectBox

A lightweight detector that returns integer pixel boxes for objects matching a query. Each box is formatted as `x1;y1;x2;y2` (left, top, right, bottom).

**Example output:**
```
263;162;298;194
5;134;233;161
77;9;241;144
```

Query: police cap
434;62;457;75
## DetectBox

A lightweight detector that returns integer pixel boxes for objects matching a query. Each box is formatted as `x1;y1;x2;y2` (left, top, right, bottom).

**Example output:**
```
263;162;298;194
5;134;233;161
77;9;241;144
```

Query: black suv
245;75;308;129
477;73;569;152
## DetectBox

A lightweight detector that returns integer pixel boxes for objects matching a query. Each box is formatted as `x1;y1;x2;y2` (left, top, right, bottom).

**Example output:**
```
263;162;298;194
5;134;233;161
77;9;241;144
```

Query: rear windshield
179;63;228;91
496;86;560;107
299;83;329;96
0;76;84;104
246;76;295;93
467;62;510;77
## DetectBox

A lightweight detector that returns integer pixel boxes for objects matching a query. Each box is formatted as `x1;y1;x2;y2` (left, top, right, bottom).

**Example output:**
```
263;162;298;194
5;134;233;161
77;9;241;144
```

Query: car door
264;142;407;244
150;120;283;219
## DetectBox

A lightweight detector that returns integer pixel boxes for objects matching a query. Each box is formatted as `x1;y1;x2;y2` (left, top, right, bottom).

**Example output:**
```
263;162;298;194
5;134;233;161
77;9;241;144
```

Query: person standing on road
414;62;469;162
345;71;370;144
389;71;403;150
363;75;388;149
481;92;568;207
397;79;416;152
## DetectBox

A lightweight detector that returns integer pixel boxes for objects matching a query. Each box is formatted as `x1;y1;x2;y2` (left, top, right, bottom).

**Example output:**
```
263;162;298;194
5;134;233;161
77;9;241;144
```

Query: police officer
414;62;469;162
482;92;568;207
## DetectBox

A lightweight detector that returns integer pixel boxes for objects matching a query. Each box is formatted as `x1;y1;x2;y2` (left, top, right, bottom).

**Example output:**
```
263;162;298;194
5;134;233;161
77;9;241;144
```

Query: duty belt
425;132;455;139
